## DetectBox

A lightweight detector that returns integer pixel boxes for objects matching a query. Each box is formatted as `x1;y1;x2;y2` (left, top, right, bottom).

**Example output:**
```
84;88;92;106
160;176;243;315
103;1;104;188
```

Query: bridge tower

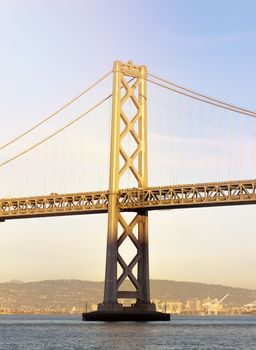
83;60;169;321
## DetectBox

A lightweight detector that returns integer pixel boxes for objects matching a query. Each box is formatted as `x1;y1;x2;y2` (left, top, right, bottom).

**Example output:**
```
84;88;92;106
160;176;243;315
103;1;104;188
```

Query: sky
0;0;256;290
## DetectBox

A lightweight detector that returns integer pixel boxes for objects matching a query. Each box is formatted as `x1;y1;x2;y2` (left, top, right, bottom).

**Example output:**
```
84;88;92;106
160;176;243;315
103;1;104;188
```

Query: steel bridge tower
83;60;169;321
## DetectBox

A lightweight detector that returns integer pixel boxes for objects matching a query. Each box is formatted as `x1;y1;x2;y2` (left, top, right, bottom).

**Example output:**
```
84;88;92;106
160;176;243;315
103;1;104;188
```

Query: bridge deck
1;179;256;221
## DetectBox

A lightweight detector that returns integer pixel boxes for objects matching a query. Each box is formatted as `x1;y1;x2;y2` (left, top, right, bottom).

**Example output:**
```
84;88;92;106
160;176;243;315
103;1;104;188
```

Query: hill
150;280;256;306
0;279;255;312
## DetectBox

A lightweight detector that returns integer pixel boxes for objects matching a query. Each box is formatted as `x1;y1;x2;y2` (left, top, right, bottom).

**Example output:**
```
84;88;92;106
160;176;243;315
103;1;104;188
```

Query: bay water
0;315;255;349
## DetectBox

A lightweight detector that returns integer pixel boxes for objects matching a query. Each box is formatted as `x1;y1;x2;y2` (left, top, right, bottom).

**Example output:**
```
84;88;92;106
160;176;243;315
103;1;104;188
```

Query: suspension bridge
0;60;255;321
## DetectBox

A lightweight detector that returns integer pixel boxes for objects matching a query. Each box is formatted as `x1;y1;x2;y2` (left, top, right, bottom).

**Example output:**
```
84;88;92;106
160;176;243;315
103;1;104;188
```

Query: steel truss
1;179;256;221
1;179;256;220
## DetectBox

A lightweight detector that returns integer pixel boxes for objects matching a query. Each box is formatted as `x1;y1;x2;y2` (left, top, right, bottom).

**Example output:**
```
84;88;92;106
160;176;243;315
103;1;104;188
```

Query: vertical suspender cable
173;92;178;185
204;105;211;181
44;139;47;195
191;101;196;182
228;112;233;181
169;93;174;185
218;109;222;181
24;151;28;196
240;114;244;179
216;109;220;181
168;96;172;185
180;96;185;183
253;119;256;178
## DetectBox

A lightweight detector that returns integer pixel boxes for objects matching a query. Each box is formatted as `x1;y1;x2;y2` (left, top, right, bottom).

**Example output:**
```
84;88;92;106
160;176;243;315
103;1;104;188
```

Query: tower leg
135;210;155;311
97;193;122;312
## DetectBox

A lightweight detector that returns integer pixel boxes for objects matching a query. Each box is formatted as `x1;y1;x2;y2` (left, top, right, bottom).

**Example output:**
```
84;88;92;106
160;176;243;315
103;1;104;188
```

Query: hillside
0;279;255;312
150;280;256;306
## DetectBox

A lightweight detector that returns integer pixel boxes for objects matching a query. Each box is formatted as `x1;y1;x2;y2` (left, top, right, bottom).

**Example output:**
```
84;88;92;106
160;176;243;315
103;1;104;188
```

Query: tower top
113;60;147;77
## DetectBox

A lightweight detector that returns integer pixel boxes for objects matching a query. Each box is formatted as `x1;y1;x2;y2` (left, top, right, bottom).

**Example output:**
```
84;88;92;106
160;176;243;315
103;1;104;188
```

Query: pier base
82;305;170;322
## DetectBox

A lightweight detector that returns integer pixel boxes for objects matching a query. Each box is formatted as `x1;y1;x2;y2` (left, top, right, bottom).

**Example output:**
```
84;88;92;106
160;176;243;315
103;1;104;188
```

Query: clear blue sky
0;0;256;289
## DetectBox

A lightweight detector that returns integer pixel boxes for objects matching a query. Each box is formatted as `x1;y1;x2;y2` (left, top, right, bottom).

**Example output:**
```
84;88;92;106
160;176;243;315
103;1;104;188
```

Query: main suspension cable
147;78;256;118
0;94;112;168
148;72;256;116
0;70;112;151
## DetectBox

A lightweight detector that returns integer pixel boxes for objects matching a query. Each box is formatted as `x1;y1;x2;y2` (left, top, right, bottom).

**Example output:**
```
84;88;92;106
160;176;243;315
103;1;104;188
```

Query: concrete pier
82;307;170;322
